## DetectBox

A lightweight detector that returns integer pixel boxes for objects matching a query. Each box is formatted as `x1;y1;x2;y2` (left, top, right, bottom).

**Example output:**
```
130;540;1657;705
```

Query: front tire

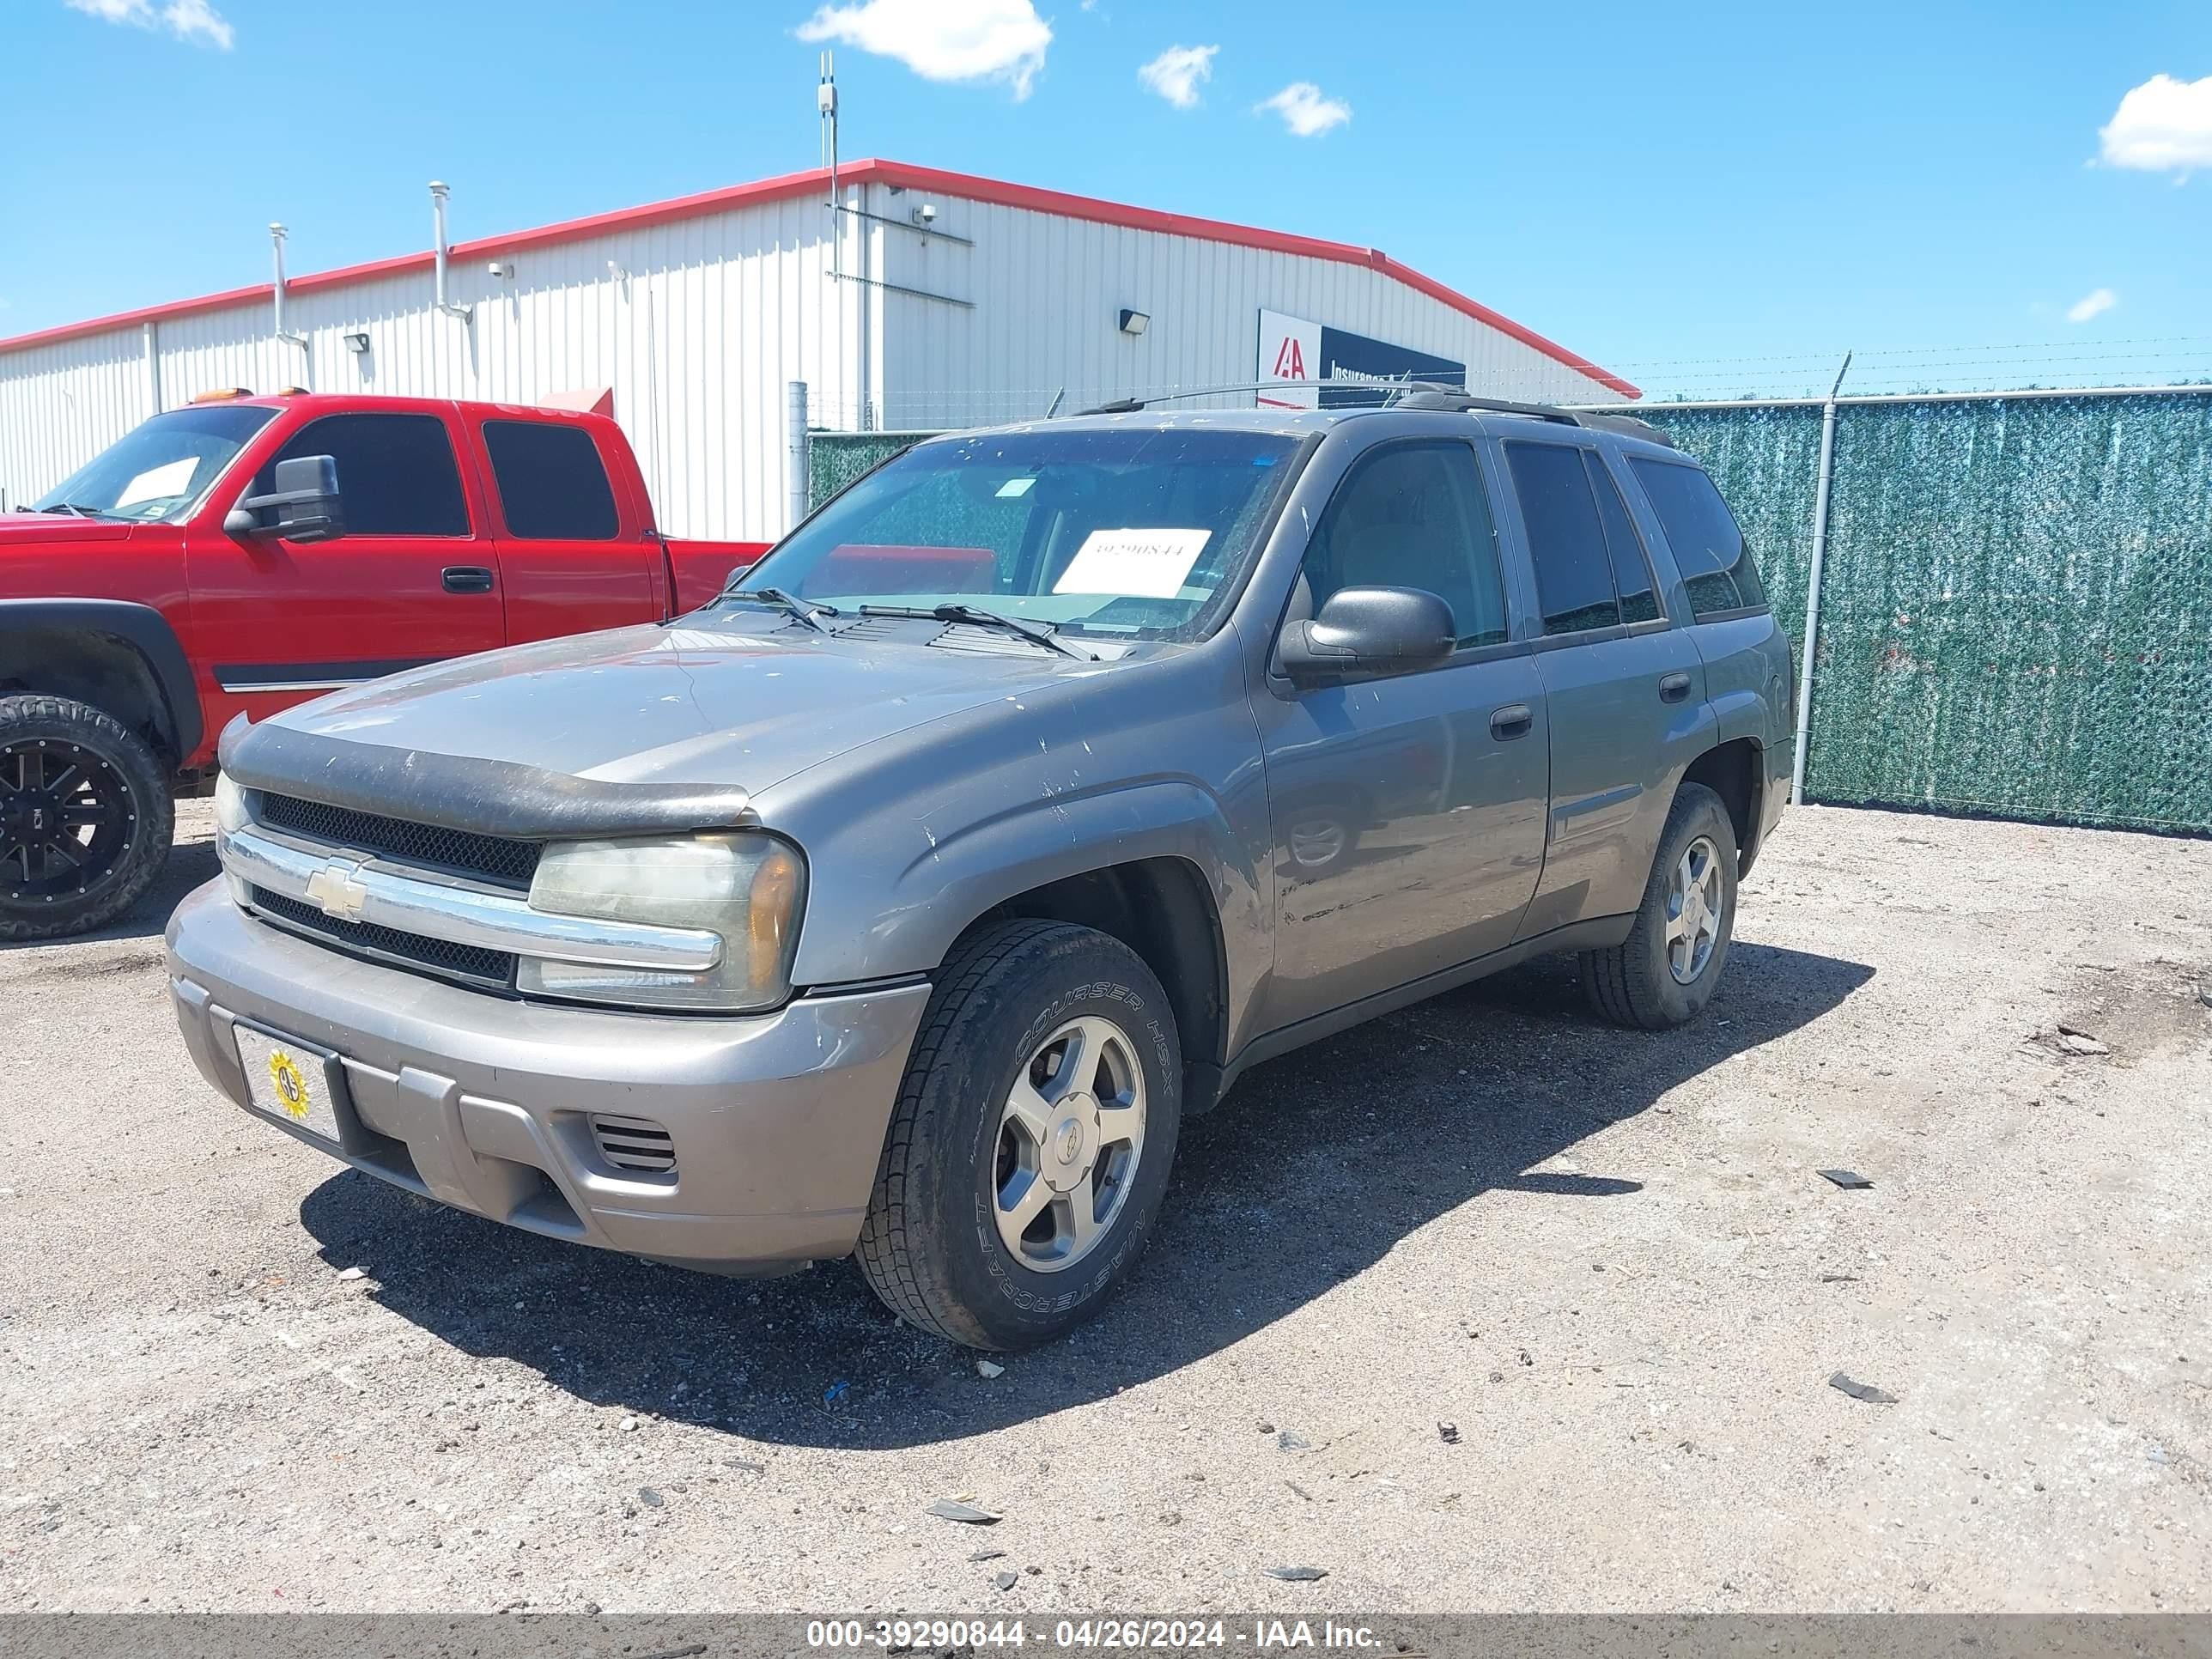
1577;781;1738;1030
0;695;174;942
856;919;1182;1350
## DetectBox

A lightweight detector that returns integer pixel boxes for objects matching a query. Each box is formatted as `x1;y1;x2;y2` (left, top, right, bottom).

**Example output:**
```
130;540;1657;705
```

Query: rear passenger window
1585;454;1661;624
260;413;469;538
1630;459;1767;618
1504;441;1620;635
1300;441;1507;650
483;421;620;540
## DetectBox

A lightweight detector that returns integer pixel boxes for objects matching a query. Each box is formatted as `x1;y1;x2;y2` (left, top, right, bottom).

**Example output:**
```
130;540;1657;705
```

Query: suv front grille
588;1114;678;1175
250;885;517;988
257;793;542;889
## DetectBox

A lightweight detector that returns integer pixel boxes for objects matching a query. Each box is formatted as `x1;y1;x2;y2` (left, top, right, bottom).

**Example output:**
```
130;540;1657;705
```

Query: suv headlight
213;774;252;905
213;772;248;839
517;833;806;1013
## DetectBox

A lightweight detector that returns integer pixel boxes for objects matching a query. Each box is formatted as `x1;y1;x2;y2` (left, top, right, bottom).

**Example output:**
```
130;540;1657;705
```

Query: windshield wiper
35;502;107;518
723;586;839;634
859;603;1096;661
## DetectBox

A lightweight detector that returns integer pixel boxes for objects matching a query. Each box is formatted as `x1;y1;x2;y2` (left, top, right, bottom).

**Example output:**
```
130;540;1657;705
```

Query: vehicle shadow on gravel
298;939;1871;1449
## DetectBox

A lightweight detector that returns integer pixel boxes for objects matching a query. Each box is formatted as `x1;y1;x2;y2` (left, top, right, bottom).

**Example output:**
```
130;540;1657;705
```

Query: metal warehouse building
0;158;1635;540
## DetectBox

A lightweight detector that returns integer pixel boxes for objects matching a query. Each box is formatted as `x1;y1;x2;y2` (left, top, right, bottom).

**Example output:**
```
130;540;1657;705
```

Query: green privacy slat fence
1636;393;2212;834
811;392;2212;834
808;432;933;507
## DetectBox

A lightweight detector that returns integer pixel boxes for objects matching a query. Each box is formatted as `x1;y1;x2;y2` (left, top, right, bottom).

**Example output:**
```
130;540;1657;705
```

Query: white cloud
798;0;1049;100
1139;44;1218;109
63;0;234;48
1256;81;1351;137
2066;287;2118;323
2098;73;2212;175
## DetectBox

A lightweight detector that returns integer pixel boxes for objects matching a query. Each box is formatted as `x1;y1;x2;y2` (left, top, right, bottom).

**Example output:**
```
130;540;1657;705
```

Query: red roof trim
0;159;1637;398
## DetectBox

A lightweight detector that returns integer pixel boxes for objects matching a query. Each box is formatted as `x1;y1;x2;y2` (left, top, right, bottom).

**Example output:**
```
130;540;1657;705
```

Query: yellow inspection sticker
233;1024;342;1144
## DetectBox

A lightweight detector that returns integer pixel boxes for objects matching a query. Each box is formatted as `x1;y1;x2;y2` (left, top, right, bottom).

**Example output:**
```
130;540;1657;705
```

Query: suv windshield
735;427;1306;641
30;404;277;523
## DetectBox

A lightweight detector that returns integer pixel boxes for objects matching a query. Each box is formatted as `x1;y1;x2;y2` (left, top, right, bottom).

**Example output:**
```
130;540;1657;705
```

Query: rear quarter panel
1690;610;1795;854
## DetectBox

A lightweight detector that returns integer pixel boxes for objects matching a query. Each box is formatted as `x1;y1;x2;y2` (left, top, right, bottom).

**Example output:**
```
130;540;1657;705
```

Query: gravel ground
2;799;2209;1614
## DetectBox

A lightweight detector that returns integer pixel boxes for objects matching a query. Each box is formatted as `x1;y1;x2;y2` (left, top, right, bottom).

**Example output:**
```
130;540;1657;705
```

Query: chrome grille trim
218;823;722;973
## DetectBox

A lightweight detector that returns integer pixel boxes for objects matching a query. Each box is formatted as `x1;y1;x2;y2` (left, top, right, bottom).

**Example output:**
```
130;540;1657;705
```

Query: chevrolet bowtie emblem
303;859;370;921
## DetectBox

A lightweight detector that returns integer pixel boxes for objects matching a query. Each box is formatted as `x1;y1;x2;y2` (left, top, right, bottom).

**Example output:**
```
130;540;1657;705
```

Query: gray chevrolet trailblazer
166;392;1792;1350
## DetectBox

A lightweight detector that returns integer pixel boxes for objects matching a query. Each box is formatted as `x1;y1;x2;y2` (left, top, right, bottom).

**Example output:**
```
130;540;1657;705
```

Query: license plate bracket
233;1022;347;1146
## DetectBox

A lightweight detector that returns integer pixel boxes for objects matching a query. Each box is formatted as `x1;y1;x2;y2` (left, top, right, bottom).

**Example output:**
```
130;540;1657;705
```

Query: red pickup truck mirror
225;454;346;544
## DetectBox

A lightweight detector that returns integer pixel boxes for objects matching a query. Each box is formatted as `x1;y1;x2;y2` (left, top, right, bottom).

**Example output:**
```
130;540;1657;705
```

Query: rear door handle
442;566;495;594
1658;672;1692;703
1489;702;1534;740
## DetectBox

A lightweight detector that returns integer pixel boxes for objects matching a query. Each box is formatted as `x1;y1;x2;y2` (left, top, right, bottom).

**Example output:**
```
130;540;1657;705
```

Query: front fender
791;776;1264;997
0;597;202;761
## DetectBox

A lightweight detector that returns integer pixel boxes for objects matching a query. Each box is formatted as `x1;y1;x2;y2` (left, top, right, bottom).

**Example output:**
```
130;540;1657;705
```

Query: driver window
1297;442;1507;648
255;414;470;538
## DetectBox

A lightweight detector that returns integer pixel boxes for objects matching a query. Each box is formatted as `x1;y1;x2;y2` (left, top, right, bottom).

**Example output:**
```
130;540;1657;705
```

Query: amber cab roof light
189;387;255;403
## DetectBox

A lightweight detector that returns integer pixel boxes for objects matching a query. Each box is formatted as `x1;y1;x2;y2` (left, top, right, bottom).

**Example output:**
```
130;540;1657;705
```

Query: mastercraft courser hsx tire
0;695;173;942
855;918;1183;1351
1577;781;1739;1031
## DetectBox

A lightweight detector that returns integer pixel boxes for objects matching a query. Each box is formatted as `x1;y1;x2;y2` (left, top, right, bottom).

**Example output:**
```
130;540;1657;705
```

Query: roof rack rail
1391;383;1676;448
1390;386;1583;424
1065;379;1674;448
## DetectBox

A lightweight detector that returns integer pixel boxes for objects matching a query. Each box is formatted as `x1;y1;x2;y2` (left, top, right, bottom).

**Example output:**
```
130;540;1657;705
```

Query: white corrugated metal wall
0;171;1626;535
864;183;1627;429
0;192;855;539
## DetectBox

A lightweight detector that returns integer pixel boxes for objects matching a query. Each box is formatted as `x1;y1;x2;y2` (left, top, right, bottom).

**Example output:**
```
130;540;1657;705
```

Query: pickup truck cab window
1297;440;1507;652
30;404;276;524
739;426;1304;642
1504;440;1625;636
1630;456;1769;617
483;420;620;540
256;413;470;538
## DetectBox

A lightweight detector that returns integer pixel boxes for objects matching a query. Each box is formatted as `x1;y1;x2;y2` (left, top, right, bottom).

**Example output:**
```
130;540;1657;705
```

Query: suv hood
256;617;1117;799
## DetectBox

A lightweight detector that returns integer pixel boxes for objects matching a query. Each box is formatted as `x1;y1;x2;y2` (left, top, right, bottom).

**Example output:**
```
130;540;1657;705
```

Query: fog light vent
589;1113;676;1175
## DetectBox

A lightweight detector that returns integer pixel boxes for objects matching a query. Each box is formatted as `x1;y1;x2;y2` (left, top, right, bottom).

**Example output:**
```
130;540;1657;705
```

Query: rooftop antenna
269;223;307;352
429;181;471;322
818;51;838;206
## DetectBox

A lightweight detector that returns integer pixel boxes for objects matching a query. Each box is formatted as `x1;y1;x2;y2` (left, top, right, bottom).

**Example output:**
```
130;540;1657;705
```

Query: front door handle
1489;702;1534;740
1658;672;1692;703
442;566;495;594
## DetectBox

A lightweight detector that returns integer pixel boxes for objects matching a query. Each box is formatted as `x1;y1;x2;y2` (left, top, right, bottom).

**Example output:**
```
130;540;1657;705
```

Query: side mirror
1276;586;1455;686
225;454;344;544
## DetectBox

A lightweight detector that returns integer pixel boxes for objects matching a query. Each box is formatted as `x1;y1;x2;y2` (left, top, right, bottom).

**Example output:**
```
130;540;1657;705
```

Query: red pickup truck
0;391;765;939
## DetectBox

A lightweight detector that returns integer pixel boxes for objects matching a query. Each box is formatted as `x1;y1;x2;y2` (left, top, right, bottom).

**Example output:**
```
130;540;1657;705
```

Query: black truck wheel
0;695;174;941
855;919;1183;1350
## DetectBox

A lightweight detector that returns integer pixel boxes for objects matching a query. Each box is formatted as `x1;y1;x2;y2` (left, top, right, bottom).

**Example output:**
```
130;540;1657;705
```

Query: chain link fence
806;387;2212;835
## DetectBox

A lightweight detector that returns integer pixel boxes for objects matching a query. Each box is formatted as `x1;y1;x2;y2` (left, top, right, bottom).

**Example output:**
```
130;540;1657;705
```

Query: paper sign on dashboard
1053;528;1212;599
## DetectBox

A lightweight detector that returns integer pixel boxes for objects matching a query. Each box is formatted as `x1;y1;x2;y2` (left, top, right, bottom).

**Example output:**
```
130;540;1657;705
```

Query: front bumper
164;880;928;1272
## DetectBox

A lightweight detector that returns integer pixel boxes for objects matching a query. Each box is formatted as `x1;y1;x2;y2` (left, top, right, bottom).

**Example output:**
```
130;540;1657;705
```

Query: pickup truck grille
250;885;517;988
257;793;542;889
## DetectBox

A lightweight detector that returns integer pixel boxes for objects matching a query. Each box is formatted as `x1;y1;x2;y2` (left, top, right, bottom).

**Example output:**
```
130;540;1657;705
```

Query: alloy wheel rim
1289;818;1346;868
1664;834;1723;985
994;1014;1148;1273
0;739;136;906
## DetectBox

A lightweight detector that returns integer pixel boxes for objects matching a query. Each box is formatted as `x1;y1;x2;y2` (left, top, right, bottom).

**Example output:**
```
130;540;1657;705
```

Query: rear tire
856;919;1182;1351
1578;781;1737;1030
0;695;173;942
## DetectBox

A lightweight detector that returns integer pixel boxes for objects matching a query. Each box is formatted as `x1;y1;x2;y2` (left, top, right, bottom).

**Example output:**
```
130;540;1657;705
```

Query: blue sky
3;0;2209;395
